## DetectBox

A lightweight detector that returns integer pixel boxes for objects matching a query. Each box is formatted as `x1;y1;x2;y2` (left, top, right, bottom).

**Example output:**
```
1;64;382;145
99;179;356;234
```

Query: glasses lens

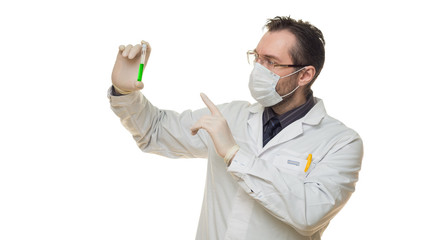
247;51;256;65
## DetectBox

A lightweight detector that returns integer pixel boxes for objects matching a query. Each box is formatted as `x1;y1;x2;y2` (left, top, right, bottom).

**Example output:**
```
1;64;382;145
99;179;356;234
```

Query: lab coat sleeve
227;132;363;236
108;88;209;159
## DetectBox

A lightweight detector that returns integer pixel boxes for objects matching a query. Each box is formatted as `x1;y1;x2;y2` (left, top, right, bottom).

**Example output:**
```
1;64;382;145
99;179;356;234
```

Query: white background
1;0;426;239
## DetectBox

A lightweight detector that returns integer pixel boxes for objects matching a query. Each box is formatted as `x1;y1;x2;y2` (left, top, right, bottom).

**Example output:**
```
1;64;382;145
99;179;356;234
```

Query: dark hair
265;16;325;93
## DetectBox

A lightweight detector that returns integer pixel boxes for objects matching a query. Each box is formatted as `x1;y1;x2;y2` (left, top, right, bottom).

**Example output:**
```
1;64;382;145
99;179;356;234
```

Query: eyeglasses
247;50;308;70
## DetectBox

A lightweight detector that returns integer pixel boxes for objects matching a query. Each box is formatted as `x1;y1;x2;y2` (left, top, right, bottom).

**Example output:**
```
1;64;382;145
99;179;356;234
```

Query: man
108;16;363;240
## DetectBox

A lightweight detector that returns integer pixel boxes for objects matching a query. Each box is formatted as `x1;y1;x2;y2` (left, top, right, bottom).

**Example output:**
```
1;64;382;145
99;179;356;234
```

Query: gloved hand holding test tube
112;40;151;94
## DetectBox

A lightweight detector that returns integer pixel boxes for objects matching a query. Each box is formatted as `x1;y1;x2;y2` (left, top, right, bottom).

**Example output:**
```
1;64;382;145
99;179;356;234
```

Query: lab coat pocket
272;155;308;178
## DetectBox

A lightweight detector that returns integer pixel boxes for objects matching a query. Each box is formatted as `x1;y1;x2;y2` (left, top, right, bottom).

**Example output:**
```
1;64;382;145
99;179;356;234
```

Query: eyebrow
254;49;282;62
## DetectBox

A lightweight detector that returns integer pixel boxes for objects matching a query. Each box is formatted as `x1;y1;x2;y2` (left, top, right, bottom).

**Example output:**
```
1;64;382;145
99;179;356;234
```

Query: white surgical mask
248;63;305;107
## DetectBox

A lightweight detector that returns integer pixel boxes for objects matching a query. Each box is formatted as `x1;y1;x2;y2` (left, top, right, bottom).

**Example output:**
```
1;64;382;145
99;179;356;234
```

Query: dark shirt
262;93;315;146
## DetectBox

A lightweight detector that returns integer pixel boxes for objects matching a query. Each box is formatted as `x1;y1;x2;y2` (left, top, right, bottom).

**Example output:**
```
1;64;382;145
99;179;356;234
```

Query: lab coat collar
248;98;326;125
301;97;326;125
247;98;326;153
248;103;264;114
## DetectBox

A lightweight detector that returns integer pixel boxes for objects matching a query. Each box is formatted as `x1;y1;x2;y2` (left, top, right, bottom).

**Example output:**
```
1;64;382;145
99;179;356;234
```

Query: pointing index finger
200;93;221;116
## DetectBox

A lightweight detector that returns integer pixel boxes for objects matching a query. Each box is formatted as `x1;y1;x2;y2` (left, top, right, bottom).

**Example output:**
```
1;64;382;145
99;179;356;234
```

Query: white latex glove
190;93;238;160
111;40;151;94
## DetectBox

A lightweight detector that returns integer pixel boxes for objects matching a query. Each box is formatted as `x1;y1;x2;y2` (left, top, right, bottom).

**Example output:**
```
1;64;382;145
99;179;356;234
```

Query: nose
255;56;269;69
255;56;273;70
255;56;263;64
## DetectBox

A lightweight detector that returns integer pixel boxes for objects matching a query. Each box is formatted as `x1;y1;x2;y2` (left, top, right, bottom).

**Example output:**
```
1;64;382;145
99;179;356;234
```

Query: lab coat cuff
227;149;259;195
107;86;146;107
227;149;255;174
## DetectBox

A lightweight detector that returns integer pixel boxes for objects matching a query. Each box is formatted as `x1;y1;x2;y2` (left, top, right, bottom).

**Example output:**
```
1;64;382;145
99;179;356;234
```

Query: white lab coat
108;89;363;240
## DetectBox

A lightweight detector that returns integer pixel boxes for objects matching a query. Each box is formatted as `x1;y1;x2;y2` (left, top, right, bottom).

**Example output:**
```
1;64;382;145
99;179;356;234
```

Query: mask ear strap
279;67;306;79
279;85;299;98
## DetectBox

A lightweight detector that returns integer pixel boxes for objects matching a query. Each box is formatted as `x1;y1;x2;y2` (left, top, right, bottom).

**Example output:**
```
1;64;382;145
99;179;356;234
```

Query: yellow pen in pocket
304;154;312;172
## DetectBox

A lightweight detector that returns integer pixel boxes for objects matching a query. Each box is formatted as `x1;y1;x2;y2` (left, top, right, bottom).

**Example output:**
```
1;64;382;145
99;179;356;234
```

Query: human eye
266;58;276;66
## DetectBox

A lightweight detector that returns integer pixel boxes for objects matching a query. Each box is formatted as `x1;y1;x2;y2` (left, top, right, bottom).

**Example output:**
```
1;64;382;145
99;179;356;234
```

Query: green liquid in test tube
137;44;147;82
137;63;144;81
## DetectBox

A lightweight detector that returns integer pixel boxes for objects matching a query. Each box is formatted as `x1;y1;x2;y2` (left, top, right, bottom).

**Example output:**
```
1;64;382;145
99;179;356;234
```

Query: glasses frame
247;50;308;69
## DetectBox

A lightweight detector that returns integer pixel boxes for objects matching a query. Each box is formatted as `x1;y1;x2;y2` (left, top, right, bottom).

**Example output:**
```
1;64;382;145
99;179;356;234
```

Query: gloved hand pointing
111;40;151;94
191;93;239;164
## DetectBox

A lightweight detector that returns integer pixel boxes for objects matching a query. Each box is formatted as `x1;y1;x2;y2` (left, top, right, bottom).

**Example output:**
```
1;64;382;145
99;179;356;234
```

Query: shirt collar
262;92;315;127
248;96;326;128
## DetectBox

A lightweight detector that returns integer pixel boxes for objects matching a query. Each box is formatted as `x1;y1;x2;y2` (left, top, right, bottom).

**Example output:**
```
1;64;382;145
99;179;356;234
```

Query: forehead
256;30;296;62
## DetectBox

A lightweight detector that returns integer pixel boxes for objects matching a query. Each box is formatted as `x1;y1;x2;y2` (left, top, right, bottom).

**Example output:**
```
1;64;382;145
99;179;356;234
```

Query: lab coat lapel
262;121;303;151
260;98;326;153
246;105;303;154
247;104;264;154
246;98;326;155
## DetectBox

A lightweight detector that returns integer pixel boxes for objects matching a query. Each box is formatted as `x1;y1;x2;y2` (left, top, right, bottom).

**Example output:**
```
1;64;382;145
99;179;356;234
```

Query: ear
298;66;316;86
